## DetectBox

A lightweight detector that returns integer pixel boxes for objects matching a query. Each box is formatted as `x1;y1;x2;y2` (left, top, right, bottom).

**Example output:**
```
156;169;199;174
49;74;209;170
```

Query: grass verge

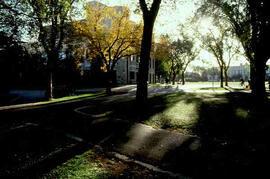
37;92;105;105
41;147;172;178
95;91;268;139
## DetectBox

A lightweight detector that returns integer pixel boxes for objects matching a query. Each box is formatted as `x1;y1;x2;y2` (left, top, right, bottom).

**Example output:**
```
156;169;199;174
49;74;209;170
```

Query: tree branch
139;0;149;14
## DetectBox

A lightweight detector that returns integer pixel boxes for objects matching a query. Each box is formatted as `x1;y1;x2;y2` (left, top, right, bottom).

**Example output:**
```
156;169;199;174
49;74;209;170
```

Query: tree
177;25;200;85
196;0;270;101
192;66;209;81
154;34;171;82
195;18;240;87
168;36;198;85
0;31;26;92
223;36;240;86
136;0;161;104
168;40;182;85
180;49;199;85
201;31;225;87
74;2;142;94
1;0;80;100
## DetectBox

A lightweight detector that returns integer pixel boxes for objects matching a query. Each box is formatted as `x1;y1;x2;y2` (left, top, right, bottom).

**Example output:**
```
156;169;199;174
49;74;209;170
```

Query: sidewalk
76;114;202;178
108;122;201;171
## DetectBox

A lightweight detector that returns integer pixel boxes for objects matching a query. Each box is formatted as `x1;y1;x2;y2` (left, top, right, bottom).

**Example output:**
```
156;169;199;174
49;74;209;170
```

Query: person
240;78;244;87
165;78;169;88
165;78;169;84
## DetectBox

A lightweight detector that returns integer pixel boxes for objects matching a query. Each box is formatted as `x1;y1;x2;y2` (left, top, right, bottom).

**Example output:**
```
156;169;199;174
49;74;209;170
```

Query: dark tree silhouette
136;0;161;105
197;0;270;101
1;0;80;100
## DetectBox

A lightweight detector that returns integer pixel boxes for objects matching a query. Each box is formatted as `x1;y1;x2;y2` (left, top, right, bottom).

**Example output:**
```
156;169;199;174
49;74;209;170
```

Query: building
207;74;220;82
81;54;155;85
227;63;250;81
114;55;155;84
80;1;155;85
205;64;250;82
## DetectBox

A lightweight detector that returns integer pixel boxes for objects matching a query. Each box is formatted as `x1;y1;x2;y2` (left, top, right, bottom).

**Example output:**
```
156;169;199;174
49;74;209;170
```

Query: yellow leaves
154;35;171;61
72;2;143;71
100;65;107;72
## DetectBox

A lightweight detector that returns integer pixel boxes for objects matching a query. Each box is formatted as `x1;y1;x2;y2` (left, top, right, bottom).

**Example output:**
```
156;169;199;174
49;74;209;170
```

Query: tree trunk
46;52;57;101
136;18;154;104
251;59;266;101
172;73;176;85
106;71;113;95
181;71;185;85
220;66;224;88
224;69;228;86
48;72;53;101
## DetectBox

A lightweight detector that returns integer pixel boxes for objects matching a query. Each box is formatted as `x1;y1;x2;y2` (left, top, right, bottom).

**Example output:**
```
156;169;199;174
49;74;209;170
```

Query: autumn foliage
73;2;143;73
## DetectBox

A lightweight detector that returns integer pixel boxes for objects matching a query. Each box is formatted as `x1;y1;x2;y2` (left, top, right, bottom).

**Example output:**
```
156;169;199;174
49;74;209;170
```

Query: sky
95;0;197;38
86;0;248;69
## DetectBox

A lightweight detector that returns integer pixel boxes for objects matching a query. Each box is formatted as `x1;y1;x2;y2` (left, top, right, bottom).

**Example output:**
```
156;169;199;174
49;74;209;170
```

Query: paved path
108;122;201;170
0;84;242;111
70;86;205;177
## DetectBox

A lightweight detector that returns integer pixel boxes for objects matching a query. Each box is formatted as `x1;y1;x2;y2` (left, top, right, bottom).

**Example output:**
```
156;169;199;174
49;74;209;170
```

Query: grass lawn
75;90;270;178
92;91;269;141
145;92;247;137
42;149;114;178
148;83;163;87
42;147;171;179
159;81;246;87
0;92;105;108
37;92;105;105
184;81;242;87
150;81;252;93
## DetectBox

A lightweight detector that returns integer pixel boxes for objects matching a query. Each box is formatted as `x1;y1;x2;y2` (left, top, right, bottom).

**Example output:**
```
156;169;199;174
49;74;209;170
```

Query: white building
114;55;155;84
207;74;220;82
227;63;250;81
81;54;155;85
205;63;250;82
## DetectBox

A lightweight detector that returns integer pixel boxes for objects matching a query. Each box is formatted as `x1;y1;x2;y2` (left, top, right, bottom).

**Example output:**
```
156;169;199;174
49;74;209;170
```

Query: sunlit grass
145;93;207;134
148;83;163;87
91;111;113;118
37;92;105;105
146;100;199;134
235;108;249;119
154;82;252;92
189;87;228;91
145;92;252;137
42;150;112;178
183;81;244;87
42;148;168;178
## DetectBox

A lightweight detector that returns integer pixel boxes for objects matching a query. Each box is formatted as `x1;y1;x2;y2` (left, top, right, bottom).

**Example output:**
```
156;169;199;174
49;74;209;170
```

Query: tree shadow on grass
93;91;270;178
195;92;270;178
2;91;270;178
